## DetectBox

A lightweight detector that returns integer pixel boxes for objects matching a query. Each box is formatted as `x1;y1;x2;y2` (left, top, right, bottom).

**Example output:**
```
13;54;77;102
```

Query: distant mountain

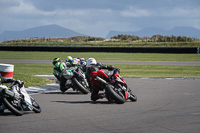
106;26;200;39
0;24;86;42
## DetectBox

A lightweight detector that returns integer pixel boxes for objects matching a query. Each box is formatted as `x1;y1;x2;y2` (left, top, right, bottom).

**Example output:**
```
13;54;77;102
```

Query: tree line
111;34;199;42
2;34;199;44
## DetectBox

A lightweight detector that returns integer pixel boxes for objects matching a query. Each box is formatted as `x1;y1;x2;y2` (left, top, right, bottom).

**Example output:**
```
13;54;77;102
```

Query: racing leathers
0;78;15;84
53;62;68;92
0;78;23;112
86;63;116;101
66;58;87;72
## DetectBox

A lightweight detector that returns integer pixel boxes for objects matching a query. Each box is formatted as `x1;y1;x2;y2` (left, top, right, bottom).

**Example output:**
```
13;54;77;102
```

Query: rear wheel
105;84;125;104
2;96;24;116
72;78;89;94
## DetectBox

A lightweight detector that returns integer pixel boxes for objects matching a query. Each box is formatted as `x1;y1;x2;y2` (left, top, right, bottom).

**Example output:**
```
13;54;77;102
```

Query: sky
0;0;200;38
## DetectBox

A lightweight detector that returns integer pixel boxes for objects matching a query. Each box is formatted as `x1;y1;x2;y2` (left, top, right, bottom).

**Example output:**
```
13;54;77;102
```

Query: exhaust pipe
95;76;108;85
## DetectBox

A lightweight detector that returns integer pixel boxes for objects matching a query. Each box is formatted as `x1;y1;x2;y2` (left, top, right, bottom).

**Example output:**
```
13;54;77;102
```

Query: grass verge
0;51;200;61
1;51;199;87
8;63;200;88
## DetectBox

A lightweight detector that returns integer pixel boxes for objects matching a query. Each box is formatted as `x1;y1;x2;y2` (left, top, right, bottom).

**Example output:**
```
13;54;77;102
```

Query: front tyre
30;97;41;113
105;84;125;104
72;78;89;94
2;96;24;116
129;93;137;102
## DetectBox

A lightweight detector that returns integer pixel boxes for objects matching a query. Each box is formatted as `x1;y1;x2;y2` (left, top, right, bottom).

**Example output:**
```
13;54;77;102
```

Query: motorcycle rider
0;76;23;113
52;58;69;93
79;58;87;72
85;58;116;101
0;76;15;113
0;77;15;84
66;56;87;72
65;56;74;67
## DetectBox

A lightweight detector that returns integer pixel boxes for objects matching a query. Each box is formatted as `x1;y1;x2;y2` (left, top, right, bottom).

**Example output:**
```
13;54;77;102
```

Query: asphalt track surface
0;78;200;133
0;60;200;133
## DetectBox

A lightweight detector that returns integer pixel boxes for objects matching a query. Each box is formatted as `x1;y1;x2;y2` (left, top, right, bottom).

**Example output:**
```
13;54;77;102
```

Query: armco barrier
0;46;198;53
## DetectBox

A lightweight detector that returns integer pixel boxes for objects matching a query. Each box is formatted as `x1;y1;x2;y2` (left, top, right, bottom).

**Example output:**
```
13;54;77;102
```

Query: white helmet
86;58;97;67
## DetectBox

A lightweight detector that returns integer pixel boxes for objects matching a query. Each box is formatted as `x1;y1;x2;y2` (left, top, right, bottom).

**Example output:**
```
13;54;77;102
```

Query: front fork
116;83;130;100
74;70;89;88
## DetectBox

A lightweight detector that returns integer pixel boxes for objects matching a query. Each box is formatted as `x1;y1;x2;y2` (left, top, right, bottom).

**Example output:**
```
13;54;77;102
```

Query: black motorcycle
63;67;90;94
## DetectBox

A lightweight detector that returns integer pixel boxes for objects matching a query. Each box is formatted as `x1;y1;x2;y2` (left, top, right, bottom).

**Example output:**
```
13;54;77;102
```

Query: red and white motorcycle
90;69;137;104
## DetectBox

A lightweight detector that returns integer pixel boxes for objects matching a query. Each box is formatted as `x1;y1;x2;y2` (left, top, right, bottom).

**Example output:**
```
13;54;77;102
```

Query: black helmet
52;58;61;65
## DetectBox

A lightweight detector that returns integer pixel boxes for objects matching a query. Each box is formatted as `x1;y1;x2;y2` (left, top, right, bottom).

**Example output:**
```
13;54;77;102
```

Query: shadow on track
0;111;37;116
44;91;88;95
51;100;112;104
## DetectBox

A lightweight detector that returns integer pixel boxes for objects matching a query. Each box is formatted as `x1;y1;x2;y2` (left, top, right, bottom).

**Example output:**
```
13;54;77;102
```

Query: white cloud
8;0;36;14
120;7;151;18
169;7;200;17
149;7;200;18
0;0;200;37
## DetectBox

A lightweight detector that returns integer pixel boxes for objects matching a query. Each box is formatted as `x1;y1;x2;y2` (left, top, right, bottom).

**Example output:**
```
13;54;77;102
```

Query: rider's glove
107;65;115;70
15;80;24;88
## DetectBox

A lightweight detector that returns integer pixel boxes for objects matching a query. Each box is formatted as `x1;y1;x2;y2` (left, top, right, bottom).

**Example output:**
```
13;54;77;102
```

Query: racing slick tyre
1;96;24;116
105;84;126;104
72;78;89;94
30;97;41;113
129;93;137;102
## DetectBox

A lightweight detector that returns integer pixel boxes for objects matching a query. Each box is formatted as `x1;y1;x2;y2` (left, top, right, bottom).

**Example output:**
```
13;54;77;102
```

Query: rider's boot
98;93;106;99
0;103;5;113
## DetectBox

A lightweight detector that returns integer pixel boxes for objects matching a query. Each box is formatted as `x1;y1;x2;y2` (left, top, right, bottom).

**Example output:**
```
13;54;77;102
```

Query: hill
106;26;200;39
0;24;86;42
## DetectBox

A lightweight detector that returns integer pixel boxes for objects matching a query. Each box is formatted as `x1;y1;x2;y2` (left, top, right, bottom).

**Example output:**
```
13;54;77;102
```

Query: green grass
14;74;52;88
1;51;200;87
6;63;200;87
0;51;200;61
12;63;53;88
114;64;200;78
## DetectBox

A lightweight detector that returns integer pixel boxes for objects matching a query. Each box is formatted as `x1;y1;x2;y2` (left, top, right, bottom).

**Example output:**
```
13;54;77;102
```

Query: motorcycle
63;67;90;94
90;69;137;104
0;80;41;116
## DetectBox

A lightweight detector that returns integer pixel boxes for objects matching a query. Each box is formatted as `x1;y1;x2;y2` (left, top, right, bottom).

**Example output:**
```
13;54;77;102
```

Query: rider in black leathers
0;77;23;113
0;78;15;84
85;58;116;101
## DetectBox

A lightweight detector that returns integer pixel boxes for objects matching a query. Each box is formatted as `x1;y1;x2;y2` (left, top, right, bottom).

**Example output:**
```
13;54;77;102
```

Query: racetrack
1;78;200;133
0;59;200;66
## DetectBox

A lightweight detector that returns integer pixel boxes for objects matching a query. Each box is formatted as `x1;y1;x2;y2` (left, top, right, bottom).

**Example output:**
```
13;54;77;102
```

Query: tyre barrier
0;64;14;79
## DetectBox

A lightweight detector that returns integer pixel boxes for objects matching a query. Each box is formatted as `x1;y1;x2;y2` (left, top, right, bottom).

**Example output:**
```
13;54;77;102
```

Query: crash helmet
52;58;61;65
86;58;97;67
66;56;73;62
80;58;86;62
79;58;86;65
71;58;80;65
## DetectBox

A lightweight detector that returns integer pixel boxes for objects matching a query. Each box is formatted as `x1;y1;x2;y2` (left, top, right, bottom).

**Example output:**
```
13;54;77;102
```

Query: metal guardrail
0;46;198;53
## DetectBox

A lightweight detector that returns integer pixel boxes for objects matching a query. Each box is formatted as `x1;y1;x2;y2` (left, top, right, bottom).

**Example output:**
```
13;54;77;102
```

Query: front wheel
30;96;41;113
2;96;24;116
105;84;125;104
72;78;89;94
129;93;137;102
